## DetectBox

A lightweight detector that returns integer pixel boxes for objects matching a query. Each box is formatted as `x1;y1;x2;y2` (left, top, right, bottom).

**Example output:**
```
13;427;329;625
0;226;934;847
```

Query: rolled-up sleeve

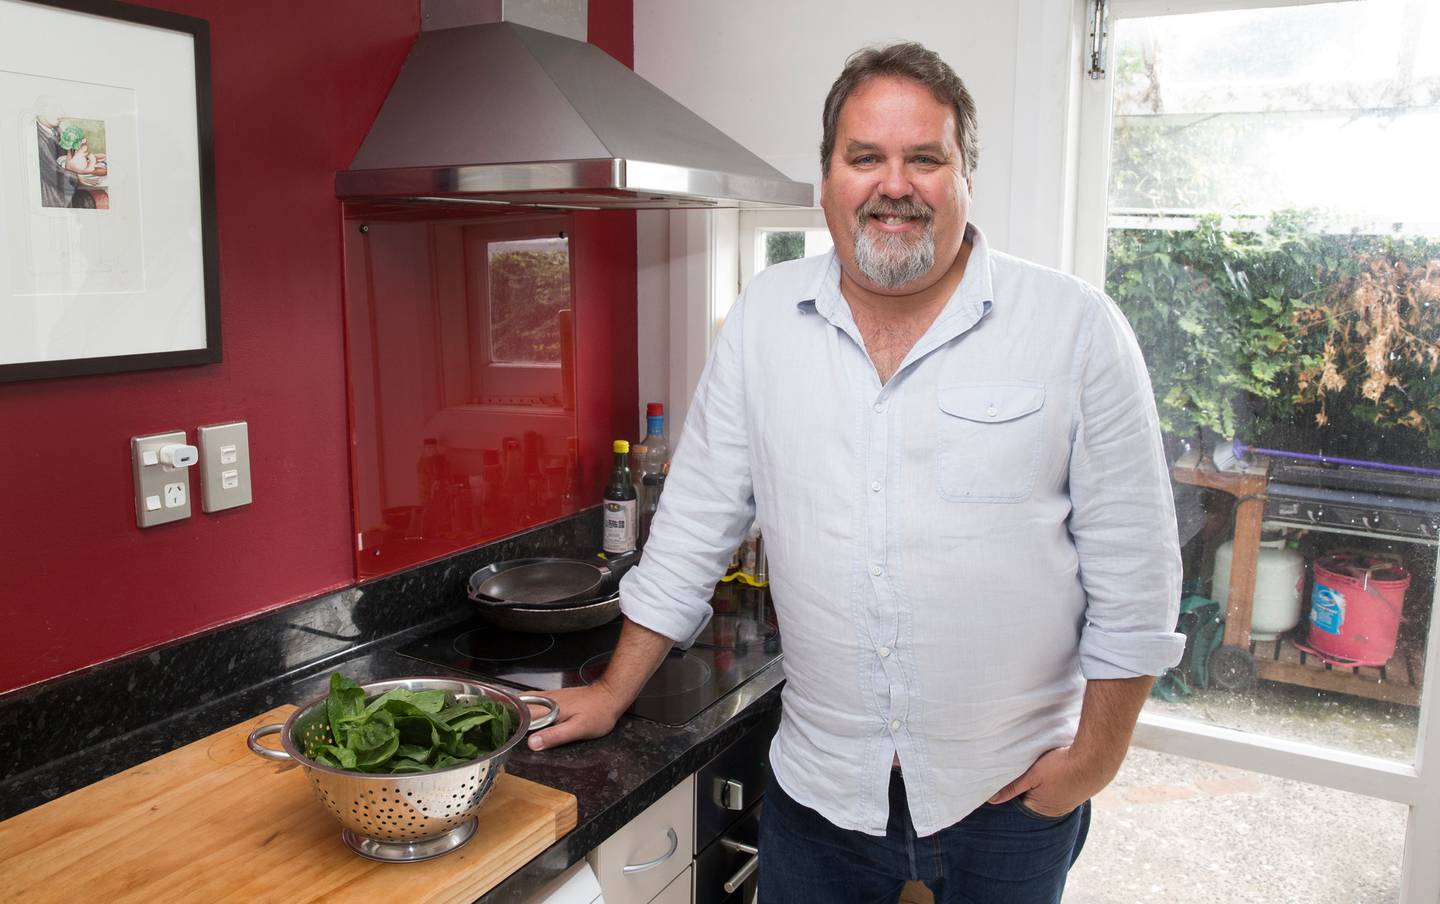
618;294;757;647
1069;290;1186;679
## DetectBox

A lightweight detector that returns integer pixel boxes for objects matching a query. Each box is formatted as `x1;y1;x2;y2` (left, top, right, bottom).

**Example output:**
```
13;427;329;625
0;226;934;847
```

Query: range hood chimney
336;0;813;210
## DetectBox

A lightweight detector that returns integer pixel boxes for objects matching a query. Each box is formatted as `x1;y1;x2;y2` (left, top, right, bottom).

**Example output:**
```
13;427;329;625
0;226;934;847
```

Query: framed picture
0;0;219;383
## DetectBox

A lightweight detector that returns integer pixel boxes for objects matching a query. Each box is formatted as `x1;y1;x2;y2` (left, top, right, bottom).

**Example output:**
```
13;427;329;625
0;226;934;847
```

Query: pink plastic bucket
1306;552;1410;667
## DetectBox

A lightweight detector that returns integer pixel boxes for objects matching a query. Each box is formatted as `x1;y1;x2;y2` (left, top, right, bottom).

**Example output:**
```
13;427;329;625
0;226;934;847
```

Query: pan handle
246;723;293;761
600;549;640;580
520;694;560;731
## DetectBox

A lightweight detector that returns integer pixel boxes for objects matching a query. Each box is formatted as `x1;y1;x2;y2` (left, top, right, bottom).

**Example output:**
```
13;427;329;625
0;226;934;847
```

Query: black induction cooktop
396;582;781;726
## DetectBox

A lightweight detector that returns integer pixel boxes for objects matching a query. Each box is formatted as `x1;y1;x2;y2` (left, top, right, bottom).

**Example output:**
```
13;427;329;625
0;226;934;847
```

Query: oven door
695;801;761;904
693;710;778;904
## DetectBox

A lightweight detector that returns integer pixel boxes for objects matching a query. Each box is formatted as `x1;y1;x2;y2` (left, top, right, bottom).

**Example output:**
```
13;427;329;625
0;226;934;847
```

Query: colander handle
246;723;293;761
519;694;560;732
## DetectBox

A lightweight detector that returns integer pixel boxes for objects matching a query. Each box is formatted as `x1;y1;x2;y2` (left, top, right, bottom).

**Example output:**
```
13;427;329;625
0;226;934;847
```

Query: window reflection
484;237;569;367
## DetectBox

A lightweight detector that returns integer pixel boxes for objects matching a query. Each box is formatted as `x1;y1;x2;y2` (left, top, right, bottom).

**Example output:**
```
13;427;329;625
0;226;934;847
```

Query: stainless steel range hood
336;0;813;210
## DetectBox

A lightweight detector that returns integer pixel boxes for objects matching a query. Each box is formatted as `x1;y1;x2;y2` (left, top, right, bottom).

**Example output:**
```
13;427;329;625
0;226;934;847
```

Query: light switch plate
131;431;192;527
197;421;252;512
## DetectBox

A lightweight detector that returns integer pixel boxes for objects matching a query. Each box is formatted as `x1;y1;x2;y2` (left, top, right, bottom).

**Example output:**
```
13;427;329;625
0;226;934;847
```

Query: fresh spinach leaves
307;674;516;773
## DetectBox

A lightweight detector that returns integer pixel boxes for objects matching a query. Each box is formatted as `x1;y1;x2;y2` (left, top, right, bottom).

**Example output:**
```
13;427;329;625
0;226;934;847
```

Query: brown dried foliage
1295;258;1440;429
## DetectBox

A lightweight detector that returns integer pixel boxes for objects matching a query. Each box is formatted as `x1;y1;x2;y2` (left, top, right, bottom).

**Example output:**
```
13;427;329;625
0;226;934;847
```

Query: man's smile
869;213;925;231
859;198;934;237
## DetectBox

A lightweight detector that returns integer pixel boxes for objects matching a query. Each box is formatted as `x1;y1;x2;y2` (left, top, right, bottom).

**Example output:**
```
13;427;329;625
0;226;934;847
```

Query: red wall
0;0;636;695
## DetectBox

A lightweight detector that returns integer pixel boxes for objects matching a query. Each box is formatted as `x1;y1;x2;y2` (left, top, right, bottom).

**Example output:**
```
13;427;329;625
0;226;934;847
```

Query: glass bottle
640;403;669;470
630;443;650;497
603;440;638;554
639;470;664;549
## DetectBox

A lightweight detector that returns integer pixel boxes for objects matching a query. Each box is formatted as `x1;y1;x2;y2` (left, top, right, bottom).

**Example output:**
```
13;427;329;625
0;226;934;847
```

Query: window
738;209;833;286
1077;2;1440;900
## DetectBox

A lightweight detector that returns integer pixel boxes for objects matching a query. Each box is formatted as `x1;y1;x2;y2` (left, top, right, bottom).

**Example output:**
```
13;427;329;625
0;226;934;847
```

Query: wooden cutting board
0;704;577;904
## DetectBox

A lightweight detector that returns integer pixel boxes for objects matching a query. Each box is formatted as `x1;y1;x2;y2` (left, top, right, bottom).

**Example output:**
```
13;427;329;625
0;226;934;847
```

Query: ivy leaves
1108;216;1280;441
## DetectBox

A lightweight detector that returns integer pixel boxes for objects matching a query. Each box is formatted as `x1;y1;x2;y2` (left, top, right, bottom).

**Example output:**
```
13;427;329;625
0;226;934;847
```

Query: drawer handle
622;827;678;874
720;838;759;893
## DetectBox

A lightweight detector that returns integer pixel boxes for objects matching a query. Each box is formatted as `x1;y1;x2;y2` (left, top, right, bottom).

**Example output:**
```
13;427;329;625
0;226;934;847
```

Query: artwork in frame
0;0;219;383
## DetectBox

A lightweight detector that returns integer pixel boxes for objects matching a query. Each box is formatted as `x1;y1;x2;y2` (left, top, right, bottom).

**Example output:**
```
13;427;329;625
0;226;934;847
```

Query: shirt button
870;481;882;493
870;565;883;576
890;720;902;731
986;405;998;418
873;403;885;414
878;646;891;658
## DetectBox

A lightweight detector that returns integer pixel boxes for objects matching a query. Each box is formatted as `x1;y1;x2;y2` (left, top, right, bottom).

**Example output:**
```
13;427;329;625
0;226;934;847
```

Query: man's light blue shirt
620;224;1184;836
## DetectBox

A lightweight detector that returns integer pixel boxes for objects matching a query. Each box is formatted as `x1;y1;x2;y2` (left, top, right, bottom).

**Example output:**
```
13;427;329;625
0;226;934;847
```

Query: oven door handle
720;838;760;893
623;827;678;874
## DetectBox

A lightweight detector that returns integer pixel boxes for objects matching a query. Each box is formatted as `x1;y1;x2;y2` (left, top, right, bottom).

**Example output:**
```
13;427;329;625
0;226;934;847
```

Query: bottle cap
613;440;630;453
647;403;664;416
632;444;647;454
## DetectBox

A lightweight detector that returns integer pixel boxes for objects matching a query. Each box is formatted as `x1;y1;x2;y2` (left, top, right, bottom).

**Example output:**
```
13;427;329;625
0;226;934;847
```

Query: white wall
633;0;1087;437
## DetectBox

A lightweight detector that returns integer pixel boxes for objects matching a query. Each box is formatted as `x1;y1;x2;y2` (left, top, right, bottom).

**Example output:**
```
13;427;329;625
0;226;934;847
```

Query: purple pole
1232;440;1440;479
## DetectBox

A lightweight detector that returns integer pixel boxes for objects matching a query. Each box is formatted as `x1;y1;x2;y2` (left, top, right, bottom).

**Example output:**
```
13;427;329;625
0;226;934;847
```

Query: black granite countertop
0;515;785;903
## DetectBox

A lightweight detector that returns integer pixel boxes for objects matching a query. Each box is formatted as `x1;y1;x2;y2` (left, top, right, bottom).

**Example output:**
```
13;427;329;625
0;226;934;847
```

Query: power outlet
197;421;253;512
131;431;196;527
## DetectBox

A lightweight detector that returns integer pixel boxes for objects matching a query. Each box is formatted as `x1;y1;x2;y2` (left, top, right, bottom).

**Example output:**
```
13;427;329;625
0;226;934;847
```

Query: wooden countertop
0;705;576;904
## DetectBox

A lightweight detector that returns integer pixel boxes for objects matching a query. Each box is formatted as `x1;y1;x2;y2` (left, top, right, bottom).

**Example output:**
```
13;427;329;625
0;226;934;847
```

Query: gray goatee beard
852;198;935;289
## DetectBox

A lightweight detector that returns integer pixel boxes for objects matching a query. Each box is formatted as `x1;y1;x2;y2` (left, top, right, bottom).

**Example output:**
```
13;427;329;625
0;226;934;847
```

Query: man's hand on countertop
527;684;628;750
527;617;677;750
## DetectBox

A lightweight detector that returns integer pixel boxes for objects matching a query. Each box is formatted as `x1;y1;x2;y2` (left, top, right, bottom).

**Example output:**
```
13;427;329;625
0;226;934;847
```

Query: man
531;42;1183;903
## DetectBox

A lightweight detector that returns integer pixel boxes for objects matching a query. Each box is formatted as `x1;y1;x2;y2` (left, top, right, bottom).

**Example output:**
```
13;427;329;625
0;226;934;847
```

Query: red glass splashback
341;205;636;579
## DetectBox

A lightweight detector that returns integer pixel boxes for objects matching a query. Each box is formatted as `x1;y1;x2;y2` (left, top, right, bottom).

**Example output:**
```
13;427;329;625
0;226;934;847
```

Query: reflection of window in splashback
462;224;570;408
341;207;636;580
486;237;569;365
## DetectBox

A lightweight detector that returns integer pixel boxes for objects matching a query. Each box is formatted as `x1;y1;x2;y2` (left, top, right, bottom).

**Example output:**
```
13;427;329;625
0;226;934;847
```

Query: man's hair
819;42;979;179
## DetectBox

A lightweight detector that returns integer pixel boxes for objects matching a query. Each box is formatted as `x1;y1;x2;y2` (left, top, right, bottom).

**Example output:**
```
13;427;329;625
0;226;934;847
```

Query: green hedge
1106;213;1440;463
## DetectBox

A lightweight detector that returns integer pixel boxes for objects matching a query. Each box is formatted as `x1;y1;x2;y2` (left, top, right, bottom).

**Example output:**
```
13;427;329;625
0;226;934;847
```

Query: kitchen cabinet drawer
588;774;694;904
652;864;693;904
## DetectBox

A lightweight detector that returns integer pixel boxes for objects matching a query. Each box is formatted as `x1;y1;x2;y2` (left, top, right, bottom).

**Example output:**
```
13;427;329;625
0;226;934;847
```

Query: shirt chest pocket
936;382;1047;502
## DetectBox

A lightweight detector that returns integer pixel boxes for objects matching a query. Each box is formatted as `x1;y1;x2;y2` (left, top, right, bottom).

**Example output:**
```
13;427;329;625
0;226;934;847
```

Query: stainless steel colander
246;676;557;862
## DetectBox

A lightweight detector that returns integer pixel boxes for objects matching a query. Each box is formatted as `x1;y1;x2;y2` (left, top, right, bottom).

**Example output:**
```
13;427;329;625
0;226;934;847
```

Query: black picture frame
0;0;220;383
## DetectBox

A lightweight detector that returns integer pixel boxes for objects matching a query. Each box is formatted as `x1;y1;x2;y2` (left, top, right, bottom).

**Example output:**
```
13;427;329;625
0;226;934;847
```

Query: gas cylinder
1211;528;1306;641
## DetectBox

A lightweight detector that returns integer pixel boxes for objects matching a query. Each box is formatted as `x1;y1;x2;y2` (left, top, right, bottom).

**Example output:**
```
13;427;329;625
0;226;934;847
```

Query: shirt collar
798;222;995;335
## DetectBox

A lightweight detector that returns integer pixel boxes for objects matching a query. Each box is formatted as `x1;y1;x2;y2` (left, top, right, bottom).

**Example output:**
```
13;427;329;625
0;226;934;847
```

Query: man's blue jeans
758;770;1091;903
